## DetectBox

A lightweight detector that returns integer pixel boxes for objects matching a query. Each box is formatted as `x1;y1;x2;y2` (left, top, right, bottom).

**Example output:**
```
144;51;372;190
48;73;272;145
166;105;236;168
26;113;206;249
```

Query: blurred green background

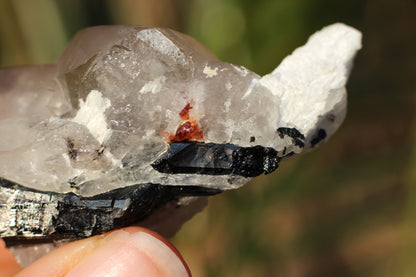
1;0;415;276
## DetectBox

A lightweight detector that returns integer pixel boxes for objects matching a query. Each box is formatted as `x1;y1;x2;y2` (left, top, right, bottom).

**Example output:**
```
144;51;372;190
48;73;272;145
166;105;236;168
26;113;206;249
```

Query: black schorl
276;127;305;148
1;178;220;246
54;183;220;238
152;142;281;178
310;128;327;147
2;142;283;245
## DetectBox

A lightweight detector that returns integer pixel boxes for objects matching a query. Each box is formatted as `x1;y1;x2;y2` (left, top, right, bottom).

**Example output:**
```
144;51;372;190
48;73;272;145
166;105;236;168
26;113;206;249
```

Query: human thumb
15;227;191;277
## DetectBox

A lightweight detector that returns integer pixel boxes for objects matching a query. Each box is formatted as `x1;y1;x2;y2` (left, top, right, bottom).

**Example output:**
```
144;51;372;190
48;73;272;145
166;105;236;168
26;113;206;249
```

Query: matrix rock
0;24;361;247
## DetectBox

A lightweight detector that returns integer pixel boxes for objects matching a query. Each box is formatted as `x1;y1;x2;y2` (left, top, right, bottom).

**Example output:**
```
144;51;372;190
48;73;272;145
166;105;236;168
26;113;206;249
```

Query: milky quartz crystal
0;23;361;253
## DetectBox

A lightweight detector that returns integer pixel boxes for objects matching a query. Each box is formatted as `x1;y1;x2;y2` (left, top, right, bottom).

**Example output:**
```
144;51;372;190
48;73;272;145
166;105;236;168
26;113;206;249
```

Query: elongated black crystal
152;142;281;177
0;178;220;246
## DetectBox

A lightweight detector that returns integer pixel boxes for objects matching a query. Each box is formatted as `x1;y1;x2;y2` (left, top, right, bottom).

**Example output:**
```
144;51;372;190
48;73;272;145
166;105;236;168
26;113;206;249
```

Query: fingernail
66;229;191;277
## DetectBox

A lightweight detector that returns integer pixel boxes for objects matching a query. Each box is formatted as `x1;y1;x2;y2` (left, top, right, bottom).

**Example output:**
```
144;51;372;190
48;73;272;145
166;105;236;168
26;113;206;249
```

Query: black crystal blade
0;178;220;246
152;142;281;178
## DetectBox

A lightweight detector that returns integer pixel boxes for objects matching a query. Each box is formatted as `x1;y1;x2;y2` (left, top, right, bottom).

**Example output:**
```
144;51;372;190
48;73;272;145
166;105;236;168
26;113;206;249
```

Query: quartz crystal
0;23;362;250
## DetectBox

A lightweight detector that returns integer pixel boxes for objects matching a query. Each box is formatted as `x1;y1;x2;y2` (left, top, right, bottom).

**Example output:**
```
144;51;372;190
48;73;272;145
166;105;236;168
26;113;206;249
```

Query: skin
0;227;191;277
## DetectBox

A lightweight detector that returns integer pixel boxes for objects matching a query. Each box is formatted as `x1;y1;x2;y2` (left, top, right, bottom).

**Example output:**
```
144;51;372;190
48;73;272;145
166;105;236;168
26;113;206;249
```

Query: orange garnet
164;102;204;144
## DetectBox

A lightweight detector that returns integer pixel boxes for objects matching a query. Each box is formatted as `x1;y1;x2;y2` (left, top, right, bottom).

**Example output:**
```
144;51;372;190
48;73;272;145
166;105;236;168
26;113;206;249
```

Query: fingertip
17;228;190;277
122;227;191;275
67;228;191;277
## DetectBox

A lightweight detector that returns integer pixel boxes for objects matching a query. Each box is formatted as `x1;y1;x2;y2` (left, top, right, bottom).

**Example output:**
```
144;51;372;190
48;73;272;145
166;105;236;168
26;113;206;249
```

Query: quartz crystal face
0;24;362;246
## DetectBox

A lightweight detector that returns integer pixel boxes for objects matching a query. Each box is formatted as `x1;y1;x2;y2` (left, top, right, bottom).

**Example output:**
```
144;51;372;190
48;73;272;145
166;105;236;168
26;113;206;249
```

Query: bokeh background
1;0;415;276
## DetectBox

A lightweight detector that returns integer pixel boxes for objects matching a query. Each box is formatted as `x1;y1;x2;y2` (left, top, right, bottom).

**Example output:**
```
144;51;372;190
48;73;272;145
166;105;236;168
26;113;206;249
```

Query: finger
16;227;191;277
0;239;22;277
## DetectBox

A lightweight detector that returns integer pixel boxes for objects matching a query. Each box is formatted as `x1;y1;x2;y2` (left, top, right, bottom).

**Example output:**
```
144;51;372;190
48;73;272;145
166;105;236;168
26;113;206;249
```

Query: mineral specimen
0;23;362;250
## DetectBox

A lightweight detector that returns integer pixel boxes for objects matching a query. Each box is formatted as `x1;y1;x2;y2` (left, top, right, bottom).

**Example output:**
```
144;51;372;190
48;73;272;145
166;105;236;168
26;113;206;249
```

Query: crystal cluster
0;23;362;247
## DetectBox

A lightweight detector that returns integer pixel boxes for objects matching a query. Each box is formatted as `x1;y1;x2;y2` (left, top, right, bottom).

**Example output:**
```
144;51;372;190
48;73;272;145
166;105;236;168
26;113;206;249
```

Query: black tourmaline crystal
152;142;281;177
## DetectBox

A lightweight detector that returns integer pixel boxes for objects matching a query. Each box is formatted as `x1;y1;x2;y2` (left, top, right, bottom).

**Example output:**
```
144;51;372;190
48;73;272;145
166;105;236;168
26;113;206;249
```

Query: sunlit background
1;0;415;276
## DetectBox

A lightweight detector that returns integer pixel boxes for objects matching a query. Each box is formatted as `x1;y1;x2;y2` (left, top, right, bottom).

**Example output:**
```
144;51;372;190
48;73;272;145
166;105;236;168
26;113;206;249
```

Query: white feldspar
203;65;219;78
71;90;112;144
0;23;361;196
260;23;362;144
